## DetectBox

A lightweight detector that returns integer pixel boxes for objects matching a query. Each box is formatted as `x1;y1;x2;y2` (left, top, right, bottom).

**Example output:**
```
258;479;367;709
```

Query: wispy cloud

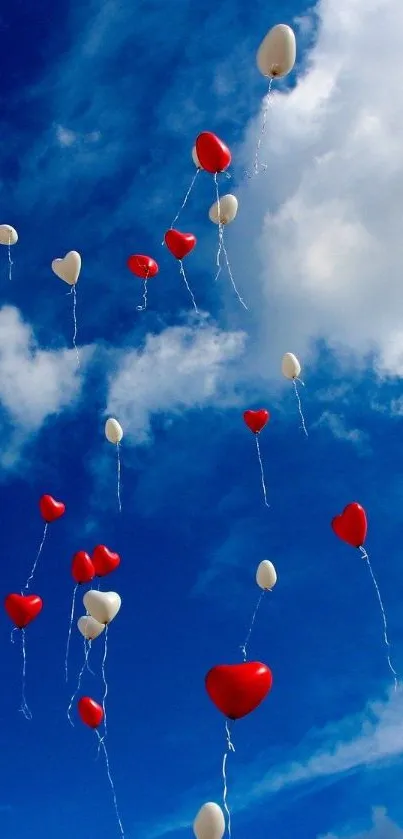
314;410;369;450
319;807;403;839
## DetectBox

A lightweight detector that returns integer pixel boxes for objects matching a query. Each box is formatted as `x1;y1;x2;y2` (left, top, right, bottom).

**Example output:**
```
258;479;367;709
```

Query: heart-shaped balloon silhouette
243;409;270;434
51;251;81;285
39;494;66;523
78;696;104;728
127;254;159;279
195;132;231;173
83;590;121;625
205;662;272;720
164;229;197;260
5;594;43;629
92;545;121;577
77;615;105;640
71;551;95;584
332;502;367;548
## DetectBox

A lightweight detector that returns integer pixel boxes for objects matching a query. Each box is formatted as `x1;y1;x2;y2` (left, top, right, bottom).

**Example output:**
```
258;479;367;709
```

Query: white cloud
314;410;369;448
319;808;403;839
106;322;246;443
233;0;403;378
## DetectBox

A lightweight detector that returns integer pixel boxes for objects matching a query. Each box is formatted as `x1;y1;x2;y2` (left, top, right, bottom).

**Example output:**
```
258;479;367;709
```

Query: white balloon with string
210;187;247;310
0;224;18;281
240;561;277;661
281;352;308;436
83;590;121;738
51;251;81;367
193;803;225;839
105;418;123;513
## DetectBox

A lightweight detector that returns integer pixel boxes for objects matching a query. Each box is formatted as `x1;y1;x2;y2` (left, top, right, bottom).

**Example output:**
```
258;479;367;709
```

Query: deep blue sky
1;2;403;839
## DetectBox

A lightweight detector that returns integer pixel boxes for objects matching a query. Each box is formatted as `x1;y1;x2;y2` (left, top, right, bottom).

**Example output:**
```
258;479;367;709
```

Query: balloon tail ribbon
255;435;270;508
67;285;80;368
67;648;88;727
84;638;94;674
19;630;32;721
65;583;78;683
222;721;235;838
359;547;398;691
240;590;265;661
24;522;48;591
169;169;199;232
101;625;109;739
250;78;273;178
136;278;148;312
8;233;13;281
213;175;247;310
117;443;122;513
95;730;125;838
179;261;198;313
293;378;308;437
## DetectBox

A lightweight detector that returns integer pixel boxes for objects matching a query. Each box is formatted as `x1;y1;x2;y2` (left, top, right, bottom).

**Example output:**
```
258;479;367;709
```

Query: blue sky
2;0;403;838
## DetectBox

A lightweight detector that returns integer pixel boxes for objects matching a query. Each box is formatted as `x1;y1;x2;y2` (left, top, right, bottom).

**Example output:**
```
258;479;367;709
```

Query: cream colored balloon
256;560;277;590
51;250;81;285
77;615;105;640
281;352;301;380
105;418;123;445
209;194;238;225
83;590;121;625
193;803;225;839
0;224;18;245
192;146;202;168
256;24;296;79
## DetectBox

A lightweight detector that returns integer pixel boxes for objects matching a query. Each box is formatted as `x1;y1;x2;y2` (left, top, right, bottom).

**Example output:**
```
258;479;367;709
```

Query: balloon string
240;590;266;661
247;78;273;178
221;239;248;310
136;278;148;311
292;379;308;437
360;547;399;691
19;630;32;721
169;169;199;231
95;730;125;838
117;444;122;513
101;626;109;739
255;435;270;508
222;721;235;838
84;638;94;674
8;233;13;281
67;285;80;368
67;647;88;726
179;260;199;313
65;584;78;683
213;175;248;310
24;523;48;591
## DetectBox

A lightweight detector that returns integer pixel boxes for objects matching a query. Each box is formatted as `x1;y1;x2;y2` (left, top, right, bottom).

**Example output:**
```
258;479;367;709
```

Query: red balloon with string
195;132;231;173
331;502;367;549
78;696;104;728
205;662;273;720
164;229;198;311
5;593;43;629
127;254;159;311
243;409;271;507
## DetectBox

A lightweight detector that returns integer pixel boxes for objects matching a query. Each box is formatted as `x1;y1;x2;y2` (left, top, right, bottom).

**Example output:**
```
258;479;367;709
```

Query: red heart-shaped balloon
205;662;273;720
71;551;95;585
4;594;43;629
195;132;231;174
243;409;270;434
331;502;367;549
164;229;197;261
78;696;104;729
39;494;65;523
127;254;159;279
92;545;121;577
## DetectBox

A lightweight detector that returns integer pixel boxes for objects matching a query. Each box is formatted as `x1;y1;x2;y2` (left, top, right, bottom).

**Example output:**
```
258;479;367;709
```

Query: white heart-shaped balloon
77;615;105;640
51;250;81;285
83;590;121;625
0;224;18;245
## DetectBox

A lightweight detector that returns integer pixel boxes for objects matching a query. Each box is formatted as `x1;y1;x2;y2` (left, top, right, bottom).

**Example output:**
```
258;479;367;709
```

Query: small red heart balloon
39;494;65;523
195;132;231;174
205;662;273;720
78;696;104;729
92;545;121;577
127;254;159;279
243;409;270;434
71;551;95;584
164;229;197;260
331;502;367;548
5;594;43;629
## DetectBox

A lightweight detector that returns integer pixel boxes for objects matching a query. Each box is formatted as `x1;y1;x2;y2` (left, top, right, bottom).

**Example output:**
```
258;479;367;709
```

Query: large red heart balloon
331;502;367;548
127;254;159;279
5;594;43;629
195;132;231;174
92;545;121;577
78;696;104;729
71;551;95;584
205;662;273;720
243;409;270;434
39;494;65;523
164;229;197;260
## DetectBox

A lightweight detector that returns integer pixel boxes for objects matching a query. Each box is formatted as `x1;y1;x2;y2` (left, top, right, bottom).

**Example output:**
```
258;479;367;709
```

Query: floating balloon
77;615;105;641
78;696;104;729
105;419;123;512
256;24;296;78
83;590;121;625
127;254;159;311
51;252;81;365
332;502;367;549
205;662;272;720
92;545;121;577
256;560;277;590
164;229;198;312
243;410;270;507
193;803;225;839
281;352;301;380
195;132;231;174
5;594;43;629
209;194;238;225
39;494;66;522
0;224;18;280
